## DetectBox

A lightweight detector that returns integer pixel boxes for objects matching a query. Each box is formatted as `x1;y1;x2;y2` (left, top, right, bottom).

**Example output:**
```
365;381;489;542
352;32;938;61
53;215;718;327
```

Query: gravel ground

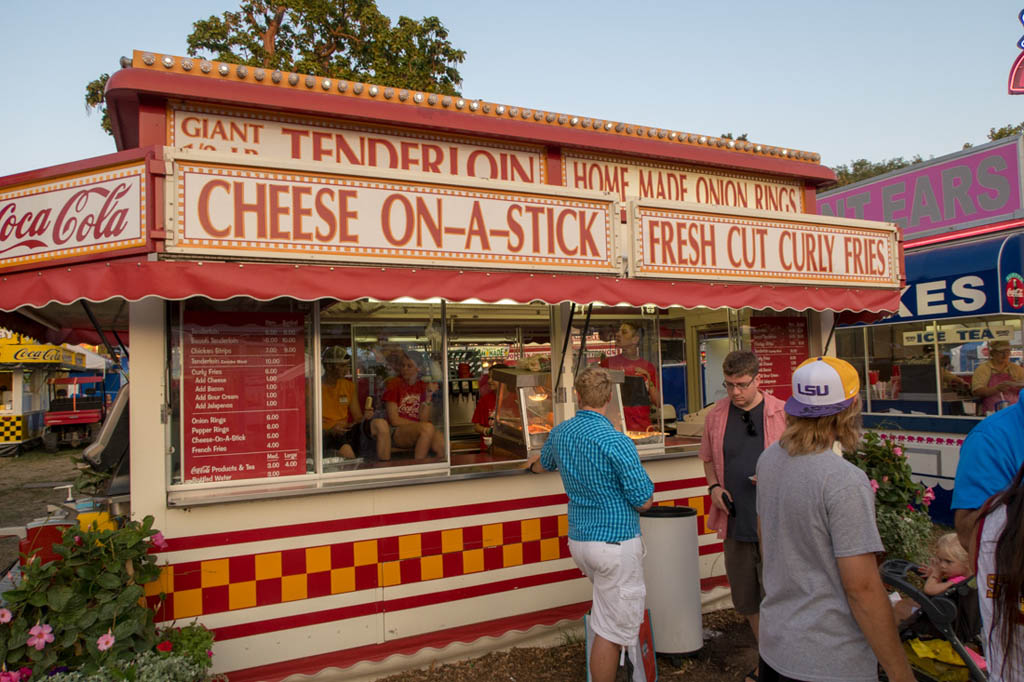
376;609;757;682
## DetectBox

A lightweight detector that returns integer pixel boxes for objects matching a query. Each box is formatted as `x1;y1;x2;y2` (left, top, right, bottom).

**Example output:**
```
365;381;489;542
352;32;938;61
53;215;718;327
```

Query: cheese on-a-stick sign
174;162;617;273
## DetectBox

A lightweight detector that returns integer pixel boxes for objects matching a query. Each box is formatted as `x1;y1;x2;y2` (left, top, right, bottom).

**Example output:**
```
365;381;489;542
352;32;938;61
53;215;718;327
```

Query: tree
987;121;1024;141
84;0;465;135
831;155;923;188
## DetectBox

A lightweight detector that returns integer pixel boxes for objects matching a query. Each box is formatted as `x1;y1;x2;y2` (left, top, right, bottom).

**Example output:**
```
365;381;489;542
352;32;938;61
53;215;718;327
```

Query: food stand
0;50;902;679
819;135;1024;525
0;333;86;455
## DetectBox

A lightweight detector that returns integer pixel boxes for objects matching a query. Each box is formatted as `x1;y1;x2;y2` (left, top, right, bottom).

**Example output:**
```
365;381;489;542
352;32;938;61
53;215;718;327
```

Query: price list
750;316;808;401
182;312;307;482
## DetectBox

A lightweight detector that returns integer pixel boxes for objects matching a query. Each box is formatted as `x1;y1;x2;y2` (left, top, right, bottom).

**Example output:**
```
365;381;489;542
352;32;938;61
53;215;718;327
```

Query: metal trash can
639;505;703;656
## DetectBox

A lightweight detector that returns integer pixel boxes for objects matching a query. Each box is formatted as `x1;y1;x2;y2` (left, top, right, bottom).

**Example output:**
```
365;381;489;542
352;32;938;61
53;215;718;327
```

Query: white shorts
569;537;645;646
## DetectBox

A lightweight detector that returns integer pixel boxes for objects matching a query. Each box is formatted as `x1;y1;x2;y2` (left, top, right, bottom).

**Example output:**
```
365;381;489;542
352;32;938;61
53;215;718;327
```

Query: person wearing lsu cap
971;339;1024;415
755;357;914;682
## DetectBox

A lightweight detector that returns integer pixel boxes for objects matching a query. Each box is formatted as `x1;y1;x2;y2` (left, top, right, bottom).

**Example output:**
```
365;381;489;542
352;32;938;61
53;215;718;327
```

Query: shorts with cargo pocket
568;536;645;646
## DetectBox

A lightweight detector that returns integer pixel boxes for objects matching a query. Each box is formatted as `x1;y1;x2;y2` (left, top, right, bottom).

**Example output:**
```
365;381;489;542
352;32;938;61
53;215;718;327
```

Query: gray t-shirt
756;441;884;682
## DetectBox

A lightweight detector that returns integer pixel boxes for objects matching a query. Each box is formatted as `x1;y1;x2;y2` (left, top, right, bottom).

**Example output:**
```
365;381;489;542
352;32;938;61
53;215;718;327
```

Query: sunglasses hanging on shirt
739;410;757;437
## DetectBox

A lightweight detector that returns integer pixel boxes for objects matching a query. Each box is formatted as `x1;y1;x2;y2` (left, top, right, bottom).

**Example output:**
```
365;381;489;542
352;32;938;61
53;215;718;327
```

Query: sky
3;0;1024;178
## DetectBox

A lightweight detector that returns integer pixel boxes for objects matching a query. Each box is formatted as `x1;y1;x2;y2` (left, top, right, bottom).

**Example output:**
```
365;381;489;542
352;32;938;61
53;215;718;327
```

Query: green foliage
0;517;162;678
85;0;465;136
832;156;923;188
988;122;1024;142
45;650;208;682
155;622;215;672
83;74;112;137
844;432;935;563
874;505;934;565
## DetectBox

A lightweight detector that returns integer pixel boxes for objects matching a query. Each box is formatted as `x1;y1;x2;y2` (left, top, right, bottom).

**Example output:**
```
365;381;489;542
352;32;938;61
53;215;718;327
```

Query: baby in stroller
881;535;986;682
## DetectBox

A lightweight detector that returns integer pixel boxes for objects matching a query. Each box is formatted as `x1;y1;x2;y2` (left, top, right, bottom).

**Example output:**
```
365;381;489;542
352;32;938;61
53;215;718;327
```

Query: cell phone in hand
723;492;736;517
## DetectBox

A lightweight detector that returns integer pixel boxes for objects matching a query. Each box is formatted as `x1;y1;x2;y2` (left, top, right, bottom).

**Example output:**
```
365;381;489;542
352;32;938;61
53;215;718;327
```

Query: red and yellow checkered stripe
144;495;708;621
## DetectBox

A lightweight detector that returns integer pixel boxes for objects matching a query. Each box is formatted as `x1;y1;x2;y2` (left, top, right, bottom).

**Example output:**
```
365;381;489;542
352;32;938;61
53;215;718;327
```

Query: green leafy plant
154;622;215;673
844;431;935;564
45;650;207;682
0;516;163;678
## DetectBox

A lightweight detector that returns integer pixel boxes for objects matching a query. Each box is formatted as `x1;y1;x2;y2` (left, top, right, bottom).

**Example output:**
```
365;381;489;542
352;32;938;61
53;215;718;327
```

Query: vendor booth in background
0;51;902;679
0;330;86;456
819;134;1024;525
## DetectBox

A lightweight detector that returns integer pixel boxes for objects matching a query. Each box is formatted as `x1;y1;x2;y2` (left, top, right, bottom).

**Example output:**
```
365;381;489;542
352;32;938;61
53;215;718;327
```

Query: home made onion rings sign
632;205;899;287
174;163;616;272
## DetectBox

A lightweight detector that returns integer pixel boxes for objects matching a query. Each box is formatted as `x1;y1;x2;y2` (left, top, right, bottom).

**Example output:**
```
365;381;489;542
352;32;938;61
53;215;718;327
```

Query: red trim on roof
0;146;159;187
904;216;1024;250
0;257;899;315
105;68;835;184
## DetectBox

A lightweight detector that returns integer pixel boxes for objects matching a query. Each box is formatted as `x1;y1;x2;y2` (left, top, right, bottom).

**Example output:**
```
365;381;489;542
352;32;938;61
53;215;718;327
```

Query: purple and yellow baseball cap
785;356;860;418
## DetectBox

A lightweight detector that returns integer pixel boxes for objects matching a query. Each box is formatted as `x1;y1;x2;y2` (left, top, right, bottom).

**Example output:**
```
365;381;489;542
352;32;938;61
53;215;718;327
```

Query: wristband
708;483;721;494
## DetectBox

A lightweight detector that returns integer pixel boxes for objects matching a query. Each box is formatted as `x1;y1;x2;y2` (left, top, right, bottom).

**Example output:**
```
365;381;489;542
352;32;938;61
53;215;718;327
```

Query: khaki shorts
724;537;764;615
569;537;645;646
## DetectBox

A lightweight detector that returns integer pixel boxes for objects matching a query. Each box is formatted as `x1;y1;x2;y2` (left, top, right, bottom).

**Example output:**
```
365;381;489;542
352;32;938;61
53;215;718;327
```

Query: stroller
880;559;987;682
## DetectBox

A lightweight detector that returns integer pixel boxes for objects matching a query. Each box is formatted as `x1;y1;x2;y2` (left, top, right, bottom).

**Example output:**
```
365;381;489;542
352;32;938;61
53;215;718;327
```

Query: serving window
167;298;732;495
836;315;1024;418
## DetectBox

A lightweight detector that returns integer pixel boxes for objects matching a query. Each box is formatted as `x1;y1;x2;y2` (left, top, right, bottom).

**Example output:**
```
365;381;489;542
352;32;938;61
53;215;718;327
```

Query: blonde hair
575;366;613;409
780;396;862;455
935;532;969;568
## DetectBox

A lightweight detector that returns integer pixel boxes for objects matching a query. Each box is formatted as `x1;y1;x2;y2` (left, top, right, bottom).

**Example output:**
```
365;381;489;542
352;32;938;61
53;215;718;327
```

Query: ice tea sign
173;161;616;272
630;202;899;287
902;325;1013;346
0;163;146;270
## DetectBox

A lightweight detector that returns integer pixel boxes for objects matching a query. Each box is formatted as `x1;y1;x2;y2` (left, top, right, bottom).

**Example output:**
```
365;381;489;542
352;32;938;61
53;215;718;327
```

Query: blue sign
892;232;1024;323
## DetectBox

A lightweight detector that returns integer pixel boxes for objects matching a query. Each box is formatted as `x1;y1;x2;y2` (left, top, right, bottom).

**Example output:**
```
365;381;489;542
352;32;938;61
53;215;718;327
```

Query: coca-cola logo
0;179;135;256
12;348;62;361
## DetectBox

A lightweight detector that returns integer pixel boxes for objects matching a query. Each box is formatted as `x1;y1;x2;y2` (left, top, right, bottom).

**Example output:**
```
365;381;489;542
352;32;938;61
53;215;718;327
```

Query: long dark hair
983;460;1024;678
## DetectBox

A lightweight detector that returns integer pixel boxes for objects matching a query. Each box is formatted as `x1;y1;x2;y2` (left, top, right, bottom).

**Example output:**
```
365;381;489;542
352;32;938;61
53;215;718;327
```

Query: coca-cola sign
0;164;146;268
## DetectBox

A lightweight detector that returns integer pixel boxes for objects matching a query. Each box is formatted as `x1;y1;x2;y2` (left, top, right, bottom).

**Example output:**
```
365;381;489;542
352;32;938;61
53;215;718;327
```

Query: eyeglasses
739;410;757;437
722;377;756;391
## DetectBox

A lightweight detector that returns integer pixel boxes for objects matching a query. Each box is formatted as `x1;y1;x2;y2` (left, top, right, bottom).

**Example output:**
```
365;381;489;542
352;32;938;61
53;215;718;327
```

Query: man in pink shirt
699;351;786;682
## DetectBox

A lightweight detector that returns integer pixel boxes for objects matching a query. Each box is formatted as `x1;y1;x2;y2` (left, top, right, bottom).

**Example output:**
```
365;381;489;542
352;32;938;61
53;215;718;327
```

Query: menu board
183;312;307;482
750;316;808;401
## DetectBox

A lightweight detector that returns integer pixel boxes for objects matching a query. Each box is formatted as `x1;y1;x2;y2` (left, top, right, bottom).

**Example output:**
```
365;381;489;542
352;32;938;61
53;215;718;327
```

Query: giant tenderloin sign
0;162;146;269
172;156;617;272
169;103;547;184
630;201;899;287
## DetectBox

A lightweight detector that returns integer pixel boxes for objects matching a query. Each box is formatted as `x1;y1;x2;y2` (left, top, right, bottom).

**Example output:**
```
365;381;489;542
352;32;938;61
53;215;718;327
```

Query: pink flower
882;475;889;483
97;630;115;652
870;479;879;493
923;487;935;506
26;623;54;650
0;608;11;624
17;669;31;681
73;535;83;547
207;650;213;658
907;504;915;511
0;671;19;682
893;446;903;456
151;532;168;550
